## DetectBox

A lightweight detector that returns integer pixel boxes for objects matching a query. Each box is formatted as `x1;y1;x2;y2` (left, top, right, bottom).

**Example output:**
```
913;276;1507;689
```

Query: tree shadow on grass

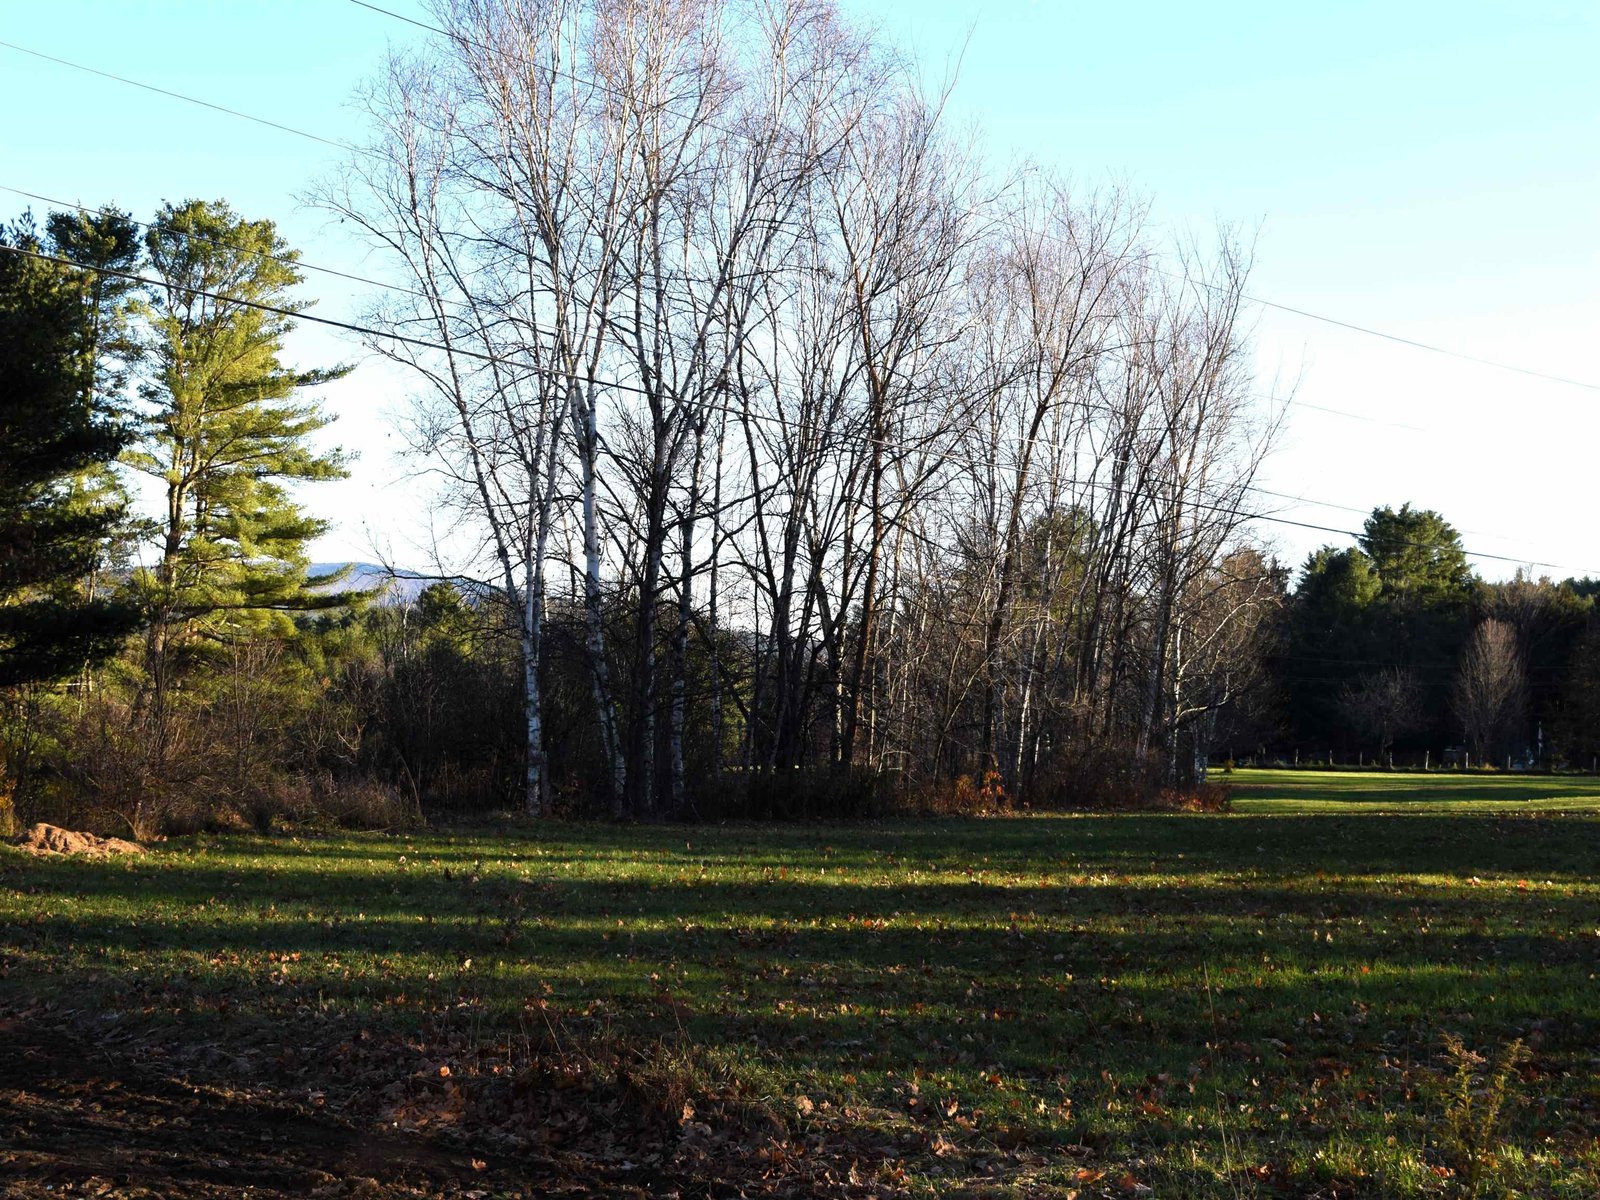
7;862;1596;1086
6;817;1599;1196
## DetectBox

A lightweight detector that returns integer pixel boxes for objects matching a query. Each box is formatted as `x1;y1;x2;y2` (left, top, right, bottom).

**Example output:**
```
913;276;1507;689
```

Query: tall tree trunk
578;385;625;815
669;421;706;819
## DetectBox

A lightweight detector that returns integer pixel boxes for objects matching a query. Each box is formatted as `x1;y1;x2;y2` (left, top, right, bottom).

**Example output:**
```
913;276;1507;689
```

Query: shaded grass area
3;806;1599;1197
1231;768;1600;813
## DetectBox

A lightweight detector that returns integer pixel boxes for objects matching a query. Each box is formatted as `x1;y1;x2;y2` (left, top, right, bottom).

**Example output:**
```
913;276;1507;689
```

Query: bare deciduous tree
330;0;1283;816
1339;667;1422;762
1453;618;1525;763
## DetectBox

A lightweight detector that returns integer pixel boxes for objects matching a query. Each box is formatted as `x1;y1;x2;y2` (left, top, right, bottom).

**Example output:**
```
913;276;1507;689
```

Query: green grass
5;783;1600;1196
1231;767;1600;813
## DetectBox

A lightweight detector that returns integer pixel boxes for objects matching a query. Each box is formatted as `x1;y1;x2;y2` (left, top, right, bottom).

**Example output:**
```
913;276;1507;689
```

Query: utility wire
6;28;1598;400
1;186;1314;474
0;27;1585;566
1284;398;1425;432
7;240;1596;580
0;183;438;304
0;229;1332;566
1241;295;1600;393
8;173;1474;579
0;38;353;151
0;189;1540;549
343;0;1600;397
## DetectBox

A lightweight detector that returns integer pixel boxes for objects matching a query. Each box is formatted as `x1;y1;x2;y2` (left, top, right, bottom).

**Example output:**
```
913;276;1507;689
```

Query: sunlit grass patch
1232;767;1600;812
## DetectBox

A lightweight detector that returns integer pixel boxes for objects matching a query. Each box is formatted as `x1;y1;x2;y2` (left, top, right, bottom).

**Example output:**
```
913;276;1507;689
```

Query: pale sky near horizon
2;1;1596;582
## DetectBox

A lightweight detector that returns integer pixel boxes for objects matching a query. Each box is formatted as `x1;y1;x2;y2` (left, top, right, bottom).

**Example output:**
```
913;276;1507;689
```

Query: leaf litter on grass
3;805;1600;1197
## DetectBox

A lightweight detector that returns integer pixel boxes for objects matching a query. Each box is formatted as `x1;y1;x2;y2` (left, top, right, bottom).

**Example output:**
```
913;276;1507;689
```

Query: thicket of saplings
5;584;489;839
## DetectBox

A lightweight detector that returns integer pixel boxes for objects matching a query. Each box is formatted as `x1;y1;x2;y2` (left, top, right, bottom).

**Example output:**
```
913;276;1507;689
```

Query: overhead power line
4;30;1598;398
1286;399;1426;432
341;0;1600;398
14;181;1475;549
6;240;1596;580
0;184;435;304
0;39;351;151
4;26;1594;570
0;201;1411;535
1241;295;1600;393
4;182;1442;467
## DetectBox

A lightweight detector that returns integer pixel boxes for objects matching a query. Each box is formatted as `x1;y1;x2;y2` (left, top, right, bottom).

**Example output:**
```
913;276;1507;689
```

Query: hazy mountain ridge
306;562;448;605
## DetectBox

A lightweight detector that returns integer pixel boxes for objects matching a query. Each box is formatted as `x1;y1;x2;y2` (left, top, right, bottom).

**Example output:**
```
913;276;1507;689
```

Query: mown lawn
1232;767;1600;813
3;790;1599;1197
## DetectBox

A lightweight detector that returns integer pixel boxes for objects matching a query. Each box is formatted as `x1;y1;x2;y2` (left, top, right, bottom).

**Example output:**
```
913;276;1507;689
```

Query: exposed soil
12;824;143;858
0;1005;905;1198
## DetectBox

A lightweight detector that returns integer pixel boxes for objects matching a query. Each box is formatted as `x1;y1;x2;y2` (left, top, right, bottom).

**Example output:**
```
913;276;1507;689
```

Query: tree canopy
1359;503;1472;608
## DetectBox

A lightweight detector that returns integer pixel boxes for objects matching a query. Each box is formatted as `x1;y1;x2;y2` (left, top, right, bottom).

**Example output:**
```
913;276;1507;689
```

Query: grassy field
3;779;1599;1197
1232;767;1600;813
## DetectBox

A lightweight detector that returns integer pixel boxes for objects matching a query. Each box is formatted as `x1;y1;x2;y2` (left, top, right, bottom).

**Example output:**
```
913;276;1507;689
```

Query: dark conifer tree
0;216;139;687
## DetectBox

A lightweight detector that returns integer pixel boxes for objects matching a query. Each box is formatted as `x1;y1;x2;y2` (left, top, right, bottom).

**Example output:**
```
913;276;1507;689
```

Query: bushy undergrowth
1;585;526;838
4;583;1232;835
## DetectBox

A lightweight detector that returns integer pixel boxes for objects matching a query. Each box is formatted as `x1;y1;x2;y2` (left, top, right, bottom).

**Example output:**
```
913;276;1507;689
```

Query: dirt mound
14;823;143;857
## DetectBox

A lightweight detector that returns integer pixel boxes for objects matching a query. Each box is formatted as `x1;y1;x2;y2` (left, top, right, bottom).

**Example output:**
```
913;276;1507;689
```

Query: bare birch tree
329;0;1284;815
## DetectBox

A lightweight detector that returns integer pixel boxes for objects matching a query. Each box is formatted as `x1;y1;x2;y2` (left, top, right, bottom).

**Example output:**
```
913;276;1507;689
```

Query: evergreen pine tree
131;200;350;707
47;206;145;599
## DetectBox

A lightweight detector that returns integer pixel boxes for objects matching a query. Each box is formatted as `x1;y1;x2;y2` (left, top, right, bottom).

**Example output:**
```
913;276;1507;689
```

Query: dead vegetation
0;1002;936;1198
12;822;143;858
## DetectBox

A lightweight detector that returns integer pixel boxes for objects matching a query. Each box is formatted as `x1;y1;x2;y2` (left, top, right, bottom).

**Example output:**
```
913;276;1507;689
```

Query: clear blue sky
3;1;1596;579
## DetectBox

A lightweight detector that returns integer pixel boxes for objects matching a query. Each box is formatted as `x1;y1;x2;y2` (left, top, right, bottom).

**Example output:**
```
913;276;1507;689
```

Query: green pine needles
0;212;140;688
130;199;351;670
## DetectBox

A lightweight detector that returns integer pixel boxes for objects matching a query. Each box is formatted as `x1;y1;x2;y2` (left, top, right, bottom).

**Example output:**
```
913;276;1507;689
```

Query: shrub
1157;781;1232;813
1430;1033;1530;1197
54;692;194;840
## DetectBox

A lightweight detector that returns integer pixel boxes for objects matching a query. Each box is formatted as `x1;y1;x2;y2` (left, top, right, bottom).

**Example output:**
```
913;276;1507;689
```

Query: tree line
1263;504;1600;771
11;0;1577;836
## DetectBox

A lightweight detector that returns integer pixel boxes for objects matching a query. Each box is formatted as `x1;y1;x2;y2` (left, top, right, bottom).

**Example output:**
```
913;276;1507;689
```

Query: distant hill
307;562;452;606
